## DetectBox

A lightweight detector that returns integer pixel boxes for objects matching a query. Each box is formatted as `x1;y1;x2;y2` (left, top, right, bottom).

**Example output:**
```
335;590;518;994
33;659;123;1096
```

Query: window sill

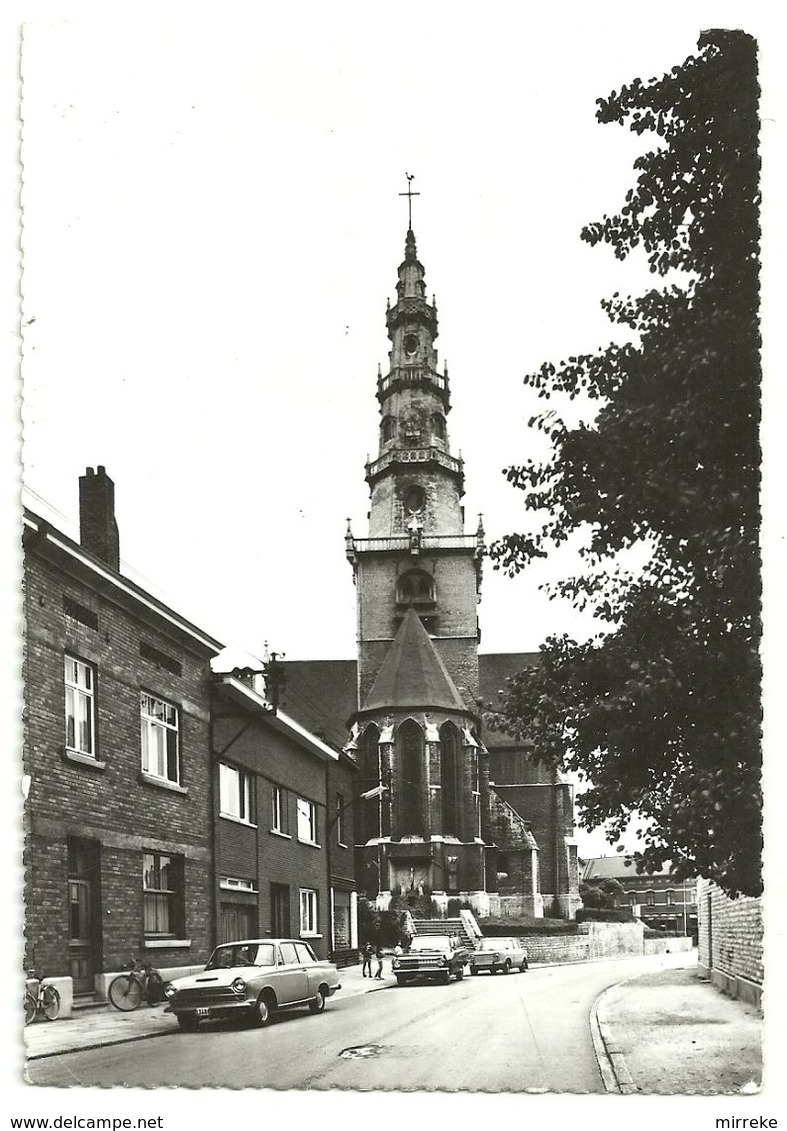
300;932;322;940
138;771;189;795
63;748;107;771
298;838;321;849
220;813;258;829
144;938;192;949
269;829;292;840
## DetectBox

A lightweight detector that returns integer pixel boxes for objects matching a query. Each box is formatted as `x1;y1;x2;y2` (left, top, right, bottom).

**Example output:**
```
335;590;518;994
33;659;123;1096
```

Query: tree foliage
490;31;761;897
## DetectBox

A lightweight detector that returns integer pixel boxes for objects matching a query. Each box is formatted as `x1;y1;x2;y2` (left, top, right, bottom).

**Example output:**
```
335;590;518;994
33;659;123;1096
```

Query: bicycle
107;958;165;1011
24;972;61;1024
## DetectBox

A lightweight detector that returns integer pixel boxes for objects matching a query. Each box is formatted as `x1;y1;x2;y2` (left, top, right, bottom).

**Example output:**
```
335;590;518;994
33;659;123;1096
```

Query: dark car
392;934;468;985
165;939;341;1030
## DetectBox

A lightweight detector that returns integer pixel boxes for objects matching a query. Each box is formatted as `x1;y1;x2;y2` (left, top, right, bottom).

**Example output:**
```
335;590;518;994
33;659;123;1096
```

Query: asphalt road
26;957;661;1092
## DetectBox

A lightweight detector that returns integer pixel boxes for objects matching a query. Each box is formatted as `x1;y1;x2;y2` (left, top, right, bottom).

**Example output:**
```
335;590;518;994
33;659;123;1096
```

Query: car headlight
230;977;246;995
392;958;400;969
439;957;447;966
164;983;176;999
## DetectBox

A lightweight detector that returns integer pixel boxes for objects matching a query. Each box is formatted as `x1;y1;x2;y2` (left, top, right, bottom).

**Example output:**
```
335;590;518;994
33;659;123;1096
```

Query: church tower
345;216;542;915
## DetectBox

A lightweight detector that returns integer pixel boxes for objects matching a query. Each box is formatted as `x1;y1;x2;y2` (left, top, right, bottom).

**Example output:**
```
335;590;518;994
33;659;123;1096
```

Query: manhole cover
339;1044;383;1059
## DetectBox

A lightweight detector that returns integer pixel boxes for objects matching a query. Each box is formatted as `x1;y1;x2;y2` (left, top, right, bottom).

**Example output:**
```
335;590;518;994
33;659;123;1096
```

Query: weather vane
399;172;420;229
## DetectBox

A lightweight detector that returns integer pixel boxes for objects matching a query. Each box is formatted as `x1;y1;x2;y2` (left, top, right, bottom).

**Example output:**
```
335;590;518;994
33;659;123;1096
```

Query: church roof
360;608;468;713
283;649;544;745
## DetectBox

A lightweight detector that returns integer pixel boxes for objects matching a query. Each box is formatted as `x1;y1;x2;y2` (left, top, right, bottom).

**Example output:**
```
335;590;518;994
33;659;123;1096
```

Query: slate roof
582;856;687;881
360;608;469;713
283;647;542;748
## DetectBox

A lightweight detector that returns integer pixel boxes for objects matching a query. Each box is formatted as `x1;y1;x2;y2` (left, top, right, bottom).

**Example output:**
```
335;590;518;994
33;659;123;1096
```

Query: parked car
469;936;529;975
393;934;468;985
164;939;341;1030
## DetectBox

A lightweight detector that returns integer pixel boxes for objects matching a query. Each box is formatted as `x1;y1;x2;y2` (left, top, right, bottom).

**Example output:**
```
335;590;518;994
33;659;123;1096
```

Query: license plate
195;1008;211;1018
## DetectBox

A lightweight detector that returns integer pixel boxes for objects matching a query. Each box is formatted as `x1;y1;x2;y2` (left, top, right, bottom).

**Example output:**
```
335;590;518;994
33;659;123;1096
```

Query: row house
211;666;358;964
22;467;359;1013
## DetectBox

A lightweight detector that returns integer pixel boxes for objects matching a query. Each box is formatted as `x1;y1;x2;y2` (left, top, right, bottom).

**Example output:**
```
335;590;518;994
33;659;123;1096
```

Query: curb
590;980;639;1094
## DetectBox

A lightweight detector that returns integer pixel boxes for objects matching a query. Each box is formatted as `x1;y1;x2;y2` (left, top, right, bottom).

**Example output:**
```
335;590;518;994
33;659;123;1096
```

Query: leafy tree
490;31;761;898
580;878;626;910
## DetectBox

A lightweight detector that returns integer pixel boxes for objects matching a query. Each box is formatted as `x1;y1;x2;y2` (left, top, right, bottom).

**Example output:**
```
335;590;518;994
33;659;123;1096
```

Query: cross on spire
399;173;420;229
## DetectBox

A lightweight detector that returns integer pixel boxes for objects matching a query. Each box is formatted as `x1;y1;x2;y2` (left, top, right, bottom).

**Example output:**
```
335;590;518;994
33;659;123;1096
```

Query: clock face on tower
403;334;418;357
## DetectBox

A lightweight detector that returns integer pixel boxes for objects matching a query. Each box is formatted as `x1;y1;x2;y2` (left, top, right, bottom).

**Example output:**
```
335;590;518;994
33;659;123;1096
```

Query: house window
628;892;638;906
143;852;182;936
645;890;655;906
666;889;675;905
297;797;318;845
64;656;96;756
219;762;254;823
299;888;318;936
271;785;289;835
335;793;346;845
140;693;180;783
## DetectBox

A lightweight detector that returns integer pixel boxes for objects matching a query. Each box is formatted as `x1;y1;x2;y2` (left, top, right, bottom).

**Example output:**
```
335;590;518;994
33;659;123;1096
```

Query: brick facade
23;508;219;995
697;878;763;1008
212;675;358;962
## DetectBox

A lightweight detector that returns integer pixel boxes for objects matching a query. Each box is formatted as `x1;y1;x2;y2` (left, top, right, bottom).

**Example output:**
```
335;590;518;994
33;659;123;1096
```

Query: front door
68;838;100;995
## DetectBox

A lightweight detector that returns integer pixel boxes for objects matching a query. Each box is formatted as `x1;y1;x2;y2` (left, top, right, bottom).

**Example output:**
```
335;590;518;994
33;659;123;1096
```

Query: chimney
79;466;120;571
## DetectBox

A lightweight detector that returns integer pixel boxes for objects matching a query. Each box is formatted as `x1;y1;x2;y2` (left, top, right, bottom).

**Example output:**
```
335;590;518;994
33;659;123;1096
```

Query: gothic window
397;719;425;837
381;415;395;443
396;568;435;607
430;413;446;440
359;725;380;842
440;722;461;837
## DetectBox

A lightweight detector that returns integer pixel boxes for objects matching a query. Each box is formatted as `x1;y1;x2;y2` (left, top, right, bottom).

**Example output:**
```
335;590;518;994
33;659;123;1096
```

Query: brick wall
697;878;762;1007
23;540;216;983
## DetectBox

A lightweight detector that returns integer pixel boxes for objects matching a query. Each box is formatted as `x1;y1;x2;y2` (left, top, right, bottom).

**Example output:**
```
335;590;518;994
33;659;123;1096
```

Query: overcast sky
20;7;776;666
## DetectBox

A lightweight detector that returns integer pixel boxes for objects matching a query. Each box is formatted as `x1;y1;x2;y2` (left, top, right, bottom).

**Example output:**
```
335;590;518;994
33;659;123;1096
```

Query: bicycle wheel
108;973;143;1011
24;992;36;1025
145;972;164;1005
41;985;61;1021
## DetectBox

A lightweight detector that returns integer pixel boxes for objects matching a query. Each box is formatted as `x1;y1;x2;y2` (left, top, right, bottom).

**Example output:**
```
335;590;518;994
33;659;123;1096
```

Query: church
286;215;580;922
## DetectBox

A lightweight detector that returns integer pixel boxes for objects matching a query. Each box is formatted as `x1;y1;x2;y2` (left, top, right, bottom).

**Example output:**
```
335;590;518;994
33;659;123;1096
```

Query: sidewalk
23;963;391;1061
592;954;762;1095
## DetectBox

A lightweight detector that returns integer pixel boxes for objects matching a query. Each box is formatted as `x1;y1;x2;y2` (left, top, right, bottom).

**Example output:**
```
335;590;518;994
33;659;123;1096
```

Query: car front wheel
252;994;273;1027
177;1014;199;1032
503;960;511;975
309;988;327;1014
470;966;477;976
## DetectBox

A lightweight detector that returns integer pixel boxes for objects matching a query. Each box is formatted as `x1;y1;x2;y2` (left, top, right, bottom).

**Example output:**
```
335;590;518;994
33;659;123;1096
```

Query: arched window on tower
396;569;435;609
397;719;425;838
358;724;380;843
439;722;461;837
381;415;395;443
430;413;446;441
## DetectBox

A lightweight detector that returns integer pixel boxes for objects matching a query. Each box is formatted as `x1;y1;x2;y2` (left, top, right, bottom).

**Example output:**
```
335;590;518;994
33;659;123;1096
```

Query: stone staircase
411;917;478;950
71;993;110;1015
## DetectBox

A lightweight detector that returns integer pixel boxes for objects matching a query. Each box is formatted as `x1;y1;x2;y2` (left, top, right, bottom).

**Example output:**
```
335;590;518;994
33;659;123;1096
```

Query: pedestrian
362;942;373;978
374;944;384;979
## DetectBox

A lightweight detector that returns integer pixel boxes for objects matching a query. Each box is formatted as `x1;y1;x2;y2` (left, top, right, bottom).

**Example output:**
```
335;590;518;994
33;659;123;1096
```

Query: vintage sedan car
164;939;341;1030
393;934;468;985
469;936;529;975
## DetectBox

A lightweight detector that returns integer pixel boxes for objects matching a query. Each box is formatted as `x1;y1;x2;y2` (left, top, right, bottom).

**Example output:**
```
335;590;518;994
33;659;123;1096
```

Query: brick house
23;467;221;1004
210;664;358;964
23;467;361;1008
582;856;697;936
697;879;762;1008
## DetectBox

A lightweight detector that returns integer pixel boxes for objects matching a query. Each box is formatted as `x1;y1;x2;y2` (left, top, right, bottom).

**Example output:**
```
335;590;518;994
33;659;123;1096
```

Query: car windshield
477;939;503;952
205;943;276;970
410;935;451;952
